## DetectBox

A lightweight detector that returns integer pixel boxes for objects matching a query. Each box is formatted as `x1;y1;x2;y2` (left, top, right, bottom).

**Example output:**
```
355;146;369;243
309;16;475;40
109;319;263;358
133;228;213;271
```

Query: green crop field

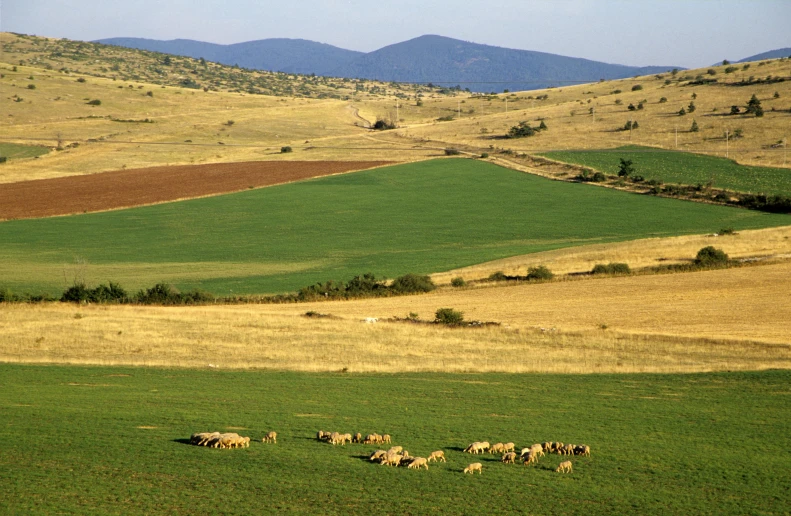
0;142;50;160
1;158;789;295
541;145;791;197
1;364;789;514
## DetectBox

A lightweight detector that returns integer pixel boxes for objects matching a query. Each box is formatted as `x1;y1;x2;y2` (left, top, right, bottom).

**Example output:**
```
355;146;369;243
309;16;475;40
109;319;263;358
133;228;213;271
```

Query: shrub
450;277;466;287
61;282;128;303
678;108;686;116
724;66;737;74
146;91;153;97
507;121;536;138
690;120;699;132
480;152;489;158
730;105;741;115
591;171;606;182
27;84;36;90
628;103;636;111
707;69;717;76
718;227;736;236
618;158;635;177
623;120;639;131
526;265;554;281
746;94;762;115
538;120;548;130
694;246;729;266
591;263;631;275
488;271;508;282
444;148;461;156
435;307;464;326
687;101;696;113
0;157;7;164
659;97;667;103
87;99;101;106
373;117;396;130
631;84;643;91
390;273;436;294
280;146;292;153
61;283;92;303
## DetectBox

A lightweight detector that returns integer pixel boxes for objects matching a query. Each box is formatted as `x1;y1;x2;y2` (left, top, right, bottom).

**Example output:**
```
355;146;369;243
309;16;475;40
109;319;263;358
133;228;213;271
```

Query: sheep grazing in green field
556;461;573;473
501;452;517;464
427;450;446;463
489;442;505;454
352;432;362;443
407;457;429;470
370;450;387;462
574;444;591;456
560;444;575;456
387;446;403;455
522;451;539;466
530;443;545;457
317;430;328;441
382;434;392;444
463;463;483;474
503;442;515;453
263;431;277;444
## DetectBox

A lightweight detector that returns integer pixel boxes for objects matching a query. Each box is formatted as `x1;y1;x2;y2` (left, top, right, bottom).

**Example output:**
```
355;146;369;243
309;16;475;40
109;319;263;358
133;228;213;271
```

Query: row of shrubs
1;272;437;306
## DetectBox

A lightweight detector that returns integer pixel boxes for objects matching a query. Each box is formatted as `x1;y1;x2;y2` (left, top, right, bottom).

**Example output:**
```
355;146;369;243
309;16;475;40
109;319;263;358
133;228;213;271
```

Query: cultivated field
1;159;788;295
0;160;391;219
1;364;789;514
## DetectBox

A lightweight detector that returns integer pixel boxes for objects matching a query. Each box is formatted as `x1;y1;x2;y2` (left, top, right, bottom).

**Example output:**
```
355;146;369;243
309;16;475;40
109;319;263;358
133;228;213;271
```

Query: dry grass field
2;261;789;373
432;225;791;283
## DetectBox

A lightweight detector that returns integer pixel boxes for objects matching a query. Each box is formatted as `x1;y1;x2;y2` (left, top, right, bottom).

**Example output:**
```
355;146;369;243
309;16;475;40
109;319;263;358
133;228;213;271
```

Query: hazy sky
2;0;789;68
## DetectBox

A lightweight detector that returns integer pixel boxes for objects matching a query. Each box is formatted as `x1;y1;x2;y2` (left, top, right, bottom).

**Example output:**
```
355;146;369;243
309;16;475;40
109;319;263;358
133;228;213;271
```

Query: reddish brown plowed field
0;160;394;220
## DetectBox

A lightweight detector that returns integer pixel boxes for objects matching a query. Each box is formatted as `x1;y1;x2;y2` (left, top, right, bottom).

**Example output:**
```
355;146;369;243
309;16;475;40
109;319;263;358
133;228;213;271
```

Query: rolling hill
96;34;680;92
737;47;791;62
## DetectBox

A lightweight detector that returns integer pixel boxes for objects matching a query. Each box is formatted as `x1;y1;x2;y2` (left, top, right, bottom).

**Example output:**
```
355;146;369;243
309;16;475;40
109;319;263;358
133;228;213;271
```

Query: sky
1;0;789;68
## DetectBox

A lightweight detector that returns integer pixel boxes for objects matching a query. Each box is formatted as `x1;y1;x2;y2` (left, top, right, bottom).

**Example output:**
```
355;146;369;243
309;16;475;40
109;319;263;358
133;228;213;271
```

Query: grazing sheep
402;450;410;459
530;443;545;457
574;445;591;457
479;442;491;453
370;450;387;462
561;444;575;456
427;450;446;463
522;451;539;465
503;442;515;453
556;461;573;473
317;430;327;441
463;463;483;475
382;434;392;444
352;432;362;444
501;452;517;464
263;431;277;444
407;457;429;470
387;446;403;455
341;433;352;445
519;447;532;458
464;442;479;454
382;452;405;467
541;442;552;453
552;442;564;454
489;443;505;454
241;436;250;448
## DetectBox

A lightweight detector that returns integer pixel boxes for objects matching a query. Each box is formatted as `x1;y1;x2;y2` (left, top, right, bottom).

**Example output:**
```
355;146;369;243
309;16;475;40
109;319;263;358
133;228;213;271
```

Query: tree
746;94;763;117
617;158;635;177
695;246;728;266
538;120;548;131
730;105;741;115
687;101;696;113
627;103;636;111
690;120;699;132
678;108;686;116
507;121;536;138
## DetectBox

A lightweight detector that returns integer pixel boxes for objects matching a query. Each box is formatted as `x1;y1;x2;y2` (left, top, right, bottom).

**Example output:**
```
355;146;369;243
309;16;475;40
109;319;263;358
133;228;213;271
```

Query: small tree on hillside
746;94;763;116
618;158;635;177
690;119;699;132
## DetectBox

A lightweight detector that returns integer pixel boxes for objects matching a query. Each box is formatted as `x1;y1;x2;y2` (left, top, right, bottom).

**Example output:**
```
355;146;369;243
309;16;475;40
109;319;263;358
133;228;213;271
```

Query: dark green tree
617;158;635;177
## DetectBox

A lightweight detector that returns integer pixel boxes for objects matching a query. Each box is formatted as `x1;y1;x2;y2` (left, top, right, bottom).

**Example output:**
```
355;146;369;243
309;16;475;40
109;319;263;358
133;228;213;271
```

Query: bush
687;101;696;113
480;152;489;158
280;146;292;153
507;121;536;138
0;157;7;164
694;246;729;266
591;263;631;275
627;103;636;111
27;84;36;90
678;108;686;116
444;148;461;156
434;307;464;326
659;97;667;103
591;171;606;182
61;282;128;303
730;105;740;115
538;120;548;130
623;120;639;131
488;271;508;282
87;99;101;106
390;273;436;294
631;84;643;91
617;158;635;177
373;117;395;130
526;265;554;281
450;277;466;287
690;120;699;132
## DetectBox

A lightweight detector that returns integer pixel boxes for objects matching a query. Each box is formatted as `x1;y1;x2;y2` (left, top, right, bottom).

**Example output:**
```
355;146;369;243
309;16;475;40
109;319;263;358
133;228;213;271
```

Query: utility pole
395;99;399;127
725;129;729;159
591;105;595;124
629;117;633;142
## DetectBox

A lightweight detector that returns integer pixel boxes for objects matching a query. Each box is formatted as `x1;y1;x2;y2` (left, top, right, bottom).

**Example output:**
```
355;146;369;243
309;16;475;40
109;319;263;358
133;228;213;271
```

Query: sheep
341;433;352;445
561;444;575;456
214;433;240;449
263;431;277;444
427;450;446;463
519;447;532;458
530;443;545;457
191;432;218;446
317;430;327;441
387;446;403;455
370;450;387;462
503;442;515;453
478;442;491;453
240;436;250;448
463;463;483;474
541;442;553;453
463;442;479;453
382;434;392;444
574;445;591;457
407;457;429;470
489;443;505;454
556;461;573;473
401;450;410;459
465;442;489;454
363;433;382;445
501;452;517;464
352;432;362;444
522;451;539;466
552;442;564;454
382;452;405;467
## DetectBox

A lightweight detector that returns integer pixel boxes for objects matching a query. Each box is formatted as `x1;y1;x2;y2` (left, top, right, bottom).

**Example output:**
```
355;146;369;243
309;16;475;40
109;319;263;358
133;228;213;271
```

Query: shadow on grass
172;438;193;446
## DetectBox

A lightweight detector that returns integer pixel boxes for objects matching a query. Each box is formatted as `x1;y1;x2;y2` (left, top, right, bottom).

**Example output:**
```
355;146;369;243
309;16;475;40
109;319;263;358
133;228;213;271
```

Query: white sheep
556;461;573;473
263;431;277;444
501;452;517;464
427;450;446;463
407;457;429;470
463;463;483;474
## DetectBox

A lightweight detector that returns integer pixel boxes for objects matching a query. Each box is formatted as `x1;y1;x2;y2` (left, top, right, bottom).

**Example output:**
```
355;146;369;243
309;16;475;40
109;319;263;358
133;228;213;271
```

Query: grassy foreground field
1;364;789;514
1;159;789;295
541;145;791;196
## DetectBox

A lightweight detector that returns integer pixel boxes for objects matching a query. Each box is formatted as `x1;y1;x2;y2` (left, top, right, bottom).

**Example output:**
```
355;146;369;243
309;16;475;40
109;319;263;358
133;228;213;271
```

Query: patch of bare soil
0;160;393;220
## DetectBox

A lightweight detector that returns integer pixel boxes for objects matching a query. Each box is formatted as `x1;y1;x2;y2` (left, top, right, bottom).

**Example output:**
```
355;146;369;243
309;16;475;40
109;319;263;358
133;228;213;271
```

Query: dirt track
0;160;393;220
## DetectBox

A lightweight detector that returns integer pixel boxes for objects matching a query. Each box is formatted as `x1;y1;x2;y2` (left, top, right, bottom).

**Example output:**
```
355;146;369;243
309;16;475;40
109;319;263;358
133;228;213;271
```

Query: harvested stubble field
2;262;789;373
1;159;789;296
1;364;789;514
0;160;392;219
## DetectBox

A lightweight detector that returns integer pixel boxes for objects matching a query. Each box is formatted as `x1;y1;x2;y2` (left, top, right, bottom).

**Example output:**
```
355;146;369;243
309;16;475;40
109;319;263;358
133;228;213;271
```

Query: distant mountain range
96;35;682;92
737;48;791;63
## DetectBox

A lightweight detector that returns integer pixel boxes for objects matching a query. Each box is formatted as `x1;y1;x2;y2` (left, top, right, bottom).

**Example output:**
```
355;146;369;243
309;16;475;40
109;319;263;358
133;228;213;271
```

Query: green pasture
0;142;50;159
541;145;791;196
1;364;789;514
0;158;789;295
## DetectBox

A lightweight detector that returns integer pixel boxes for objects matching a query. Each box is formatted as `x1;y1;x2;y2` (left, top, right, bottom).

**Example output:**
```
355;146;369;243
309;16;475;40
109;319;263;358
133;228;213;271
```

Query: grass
2;262;790;373
0;159;789;295
1;364;789;514
541;145;791;196
0;142;50;159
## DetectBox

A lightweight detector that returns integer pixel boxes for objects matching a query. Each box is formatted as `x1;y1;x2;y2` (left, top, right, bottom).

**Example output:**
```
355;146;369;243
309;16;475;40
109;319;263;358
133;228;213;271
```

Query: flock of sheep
190;428;589;475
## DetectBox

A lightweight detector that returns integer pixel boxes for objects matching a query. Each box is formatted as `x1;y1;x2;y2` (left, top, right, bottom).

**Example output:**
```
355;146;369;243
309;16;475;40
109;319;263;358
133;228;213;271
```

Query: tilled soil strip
0;161;393;220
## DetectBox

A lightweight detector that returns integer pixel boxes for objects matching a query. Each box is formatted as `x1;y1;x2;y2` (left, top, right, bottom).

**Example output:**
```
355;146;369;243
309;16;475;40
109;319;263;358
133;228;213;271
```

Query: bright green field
1;364;789;514
0;158;789;295
0;142;50;159
541;145;791;196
